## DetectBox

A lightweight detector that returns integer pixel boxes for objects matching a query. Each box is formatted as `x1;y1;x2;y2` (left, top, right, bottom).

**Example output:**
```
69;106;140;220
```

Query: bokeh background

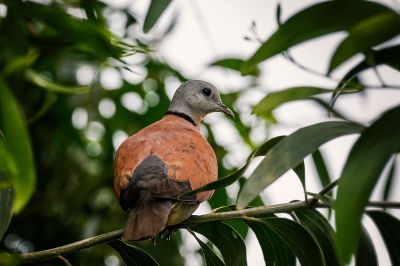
0;0;399;265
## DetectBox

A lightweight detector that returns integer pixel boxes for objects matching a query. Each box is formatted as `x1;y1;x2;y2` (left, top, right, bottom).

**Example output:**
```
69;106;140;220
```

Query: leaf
251;217;324;266
237;121;364;209
0;78;36;213
328;12;400;73
253;87;331;122
293;162;306;196
382;158;396;202
189;231;225;266
189;221;247;266
246;218;296;266
143;0;172;33
210;58;260;76
181;136;285;197
311;150;332;195
25;69;90;94
310;97;351;121
242;1;395;74
293;209;340;266
367;211;400;265
0;187;13;240
2;49;38;76
27;92;57;123
355;226;377;266
335;105;400;264
108;240;159;266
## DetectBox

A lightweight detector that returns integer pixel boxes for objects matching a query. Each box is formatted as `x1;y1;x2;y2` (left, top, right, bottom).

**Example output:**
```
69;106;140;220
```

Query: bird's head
168;80;234;126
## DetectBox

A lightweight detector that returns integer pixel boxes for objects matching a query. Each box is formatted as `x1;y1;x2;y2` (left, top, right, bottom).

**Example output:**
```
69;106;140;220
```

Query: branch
18;200;400;264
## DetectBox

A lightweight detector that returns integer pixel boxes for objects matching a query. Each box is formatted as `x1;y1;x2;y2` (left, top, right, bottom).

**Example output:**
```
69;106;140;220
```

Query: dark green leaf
0;78;36;213
189;231;225;266
367;211;400;265
189;221;247;266
311;150;332;195
237;121;364;208
181;136;285;196
27;92;57;123
0;187;13;240
355;226;377;266
210;58;260;76
242;1;395;74
293;209;339;266
255;217;324;266
335;105;400;264
253;87;330;122
0;252;20;266
328;12;400;73
143;0;172;33
293;162;306;196
246;218;295;266
382;158;396;202
108;240;159;266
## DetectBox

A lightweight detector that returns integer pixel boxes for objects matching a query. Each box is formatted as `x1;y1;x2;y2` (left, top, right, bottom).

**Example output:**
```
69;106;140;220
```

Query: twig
18;200;400;264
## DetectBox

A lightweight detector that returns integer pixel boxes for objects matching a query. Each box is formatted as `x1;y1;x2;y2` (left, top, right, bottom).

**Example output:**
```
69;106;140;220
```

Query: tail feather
122;191;173;241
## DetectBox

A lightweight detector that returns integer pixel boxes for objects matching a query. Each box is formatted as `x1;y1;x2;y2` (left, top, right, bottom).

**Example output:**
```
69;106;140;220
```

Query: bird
114;80;234;241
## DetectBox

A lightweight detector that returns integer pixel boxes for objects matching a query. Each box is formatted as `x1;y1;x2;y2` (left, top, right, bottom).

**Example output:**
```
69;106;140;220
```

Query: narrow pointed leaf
189;221;247;266
294;209;339;266
189;231;225;266
312;150;332;195
0;187;13;240
246;219;295;266
210;58;259;76
382;158;396;202
0;78;36;213
335;105;400;264
237;121;364;208
253;87;330;122
143;0;172;33
108;240;159;266
242;1;394;74
355;226;377;266
328;12;400;73
293;162;306;195
367;211;400;265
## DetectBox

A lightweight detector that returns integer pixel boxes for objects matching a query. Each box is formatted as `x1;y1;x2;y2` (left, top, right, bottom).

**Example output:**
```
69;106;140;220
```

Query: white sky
103;0;400;265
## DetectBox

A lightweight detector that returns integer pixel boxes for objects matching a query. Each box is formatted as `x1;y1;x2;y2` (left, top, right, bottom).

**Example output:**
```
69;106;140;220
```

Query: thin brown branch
18;200;400;264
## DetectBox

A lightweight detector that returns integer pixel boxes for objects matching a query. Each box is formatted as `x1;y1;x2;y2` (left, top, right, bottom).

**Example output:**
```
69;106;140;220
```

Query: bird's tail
122;192;173;241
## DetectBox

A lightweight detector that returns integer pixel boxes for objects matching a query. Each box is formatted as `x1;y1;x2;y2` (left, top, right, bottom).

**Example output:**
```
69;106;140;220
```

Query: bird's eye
202;87;211;96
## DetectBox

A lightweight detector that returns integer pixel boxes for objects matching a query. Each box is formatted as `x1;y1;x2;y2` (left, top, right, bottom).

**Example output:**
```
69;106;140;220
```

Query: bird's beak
215;102;235;118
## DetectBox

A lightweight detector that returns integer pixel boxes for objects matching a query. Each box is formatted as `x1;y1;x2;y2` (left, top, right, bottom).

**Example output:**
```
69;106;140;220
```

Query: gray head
168;80;234;126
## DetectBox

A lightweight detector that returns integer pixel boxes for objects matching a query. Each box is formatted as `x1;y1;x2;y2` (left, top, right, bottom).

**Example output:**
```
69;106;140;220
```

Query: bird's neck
167;104;203;127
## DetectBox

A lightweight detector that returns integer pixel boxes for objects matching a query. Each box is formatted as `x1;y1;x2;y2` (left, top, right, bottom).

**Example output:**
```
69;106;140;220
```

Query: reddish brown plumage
114;114;218;240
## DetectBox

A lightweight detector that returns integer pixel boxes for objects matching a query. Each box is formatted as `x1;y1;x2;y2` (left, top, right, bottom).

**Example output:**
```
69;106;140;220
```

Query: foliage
0;0;399;266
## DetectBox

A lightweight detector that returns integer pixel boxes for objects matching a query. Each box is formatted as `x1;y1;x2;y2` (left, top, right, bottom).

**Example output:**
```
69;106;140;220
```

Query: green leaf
189;221;247;266
246;218;296;266
0;78;36;213
143;0;172;33
0;187;13;240
210;58;260;76
237;121;364;209
253;217;325;266
382;158;396;203
328;12;400;73
2;49;38;76
181;136;285;197
242;1;395;74
355;226;377;266
311;150;332;195
367;211;400;265
293;209;340;266
253;87;330;122
293;162;306;195
189;231;225;266
108;240;159;266
25;69;90;94
335;105;400;264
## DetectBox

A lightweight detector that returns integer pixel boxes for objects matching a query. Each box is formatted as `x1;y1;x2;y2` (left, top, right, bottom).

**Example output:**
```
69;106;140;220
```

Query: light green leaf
242;1;395;74
246;218;296;266
143;0;172;33
253;87;331;122
0;78;36;213
355;226;377;266
293;209;339;266
328;12;400;73
237;121;364;209
25;69;90;94
335;105;400;264
0;187;13;240
367;211;400;265
2;50;38;76
189;231;225;266
189;221;247;266
108;240;159;266
210;58;260;76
